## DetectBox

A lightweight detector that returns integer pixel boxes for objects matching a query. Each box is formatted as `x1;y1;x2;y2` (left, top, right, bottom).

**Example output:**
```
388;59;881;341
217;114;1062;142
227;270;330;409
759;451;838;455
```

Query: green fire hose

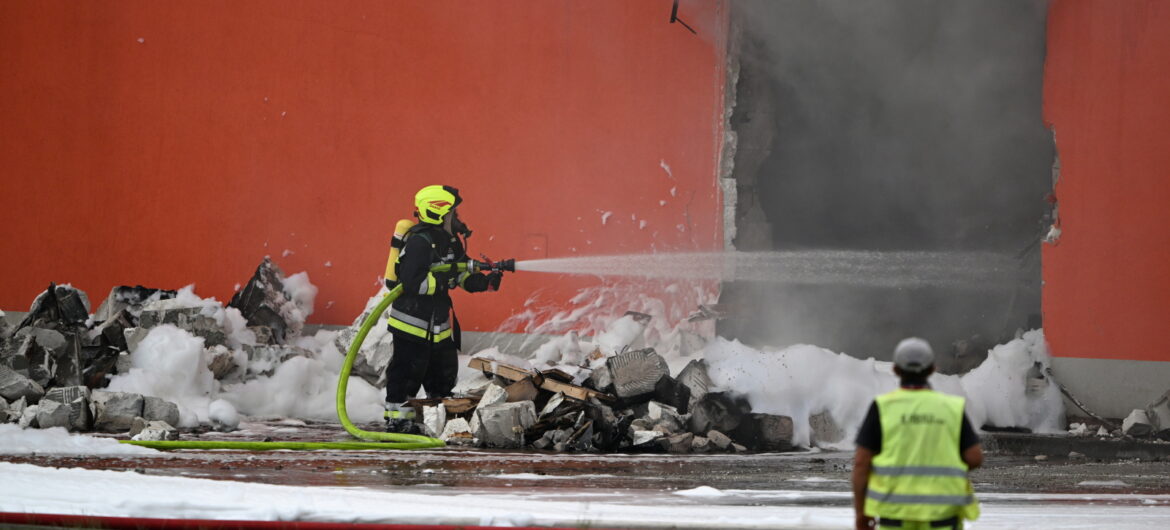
122;259;513;451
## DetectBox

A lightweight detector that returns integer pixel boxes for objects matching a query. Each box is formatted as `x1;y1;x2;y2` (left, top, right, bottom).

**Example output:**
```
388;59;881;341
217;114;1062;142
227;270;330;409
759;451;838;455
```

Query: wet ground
6;419;1170;502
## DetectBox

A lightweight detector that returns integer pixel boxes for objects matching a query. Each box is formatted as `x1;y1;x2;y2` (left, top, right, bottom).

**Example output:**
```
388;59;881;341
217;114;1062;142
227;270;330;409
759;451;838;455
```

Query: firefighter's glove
443;267;463;289
487;271;502;291
462;272;491;293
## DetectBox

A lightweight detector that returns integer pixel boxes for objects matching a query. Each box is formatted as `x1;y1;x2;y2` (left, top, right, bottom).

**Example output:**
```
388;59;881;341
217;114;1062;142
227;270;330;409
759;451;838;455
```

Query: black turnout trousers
384;332;458;403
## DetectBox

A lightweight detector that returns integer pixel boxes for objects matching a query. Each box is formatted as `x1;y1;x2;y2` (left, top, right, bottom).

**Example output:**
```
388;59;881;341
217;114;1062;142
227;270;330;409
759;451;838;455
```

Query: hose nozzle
472;257;515;274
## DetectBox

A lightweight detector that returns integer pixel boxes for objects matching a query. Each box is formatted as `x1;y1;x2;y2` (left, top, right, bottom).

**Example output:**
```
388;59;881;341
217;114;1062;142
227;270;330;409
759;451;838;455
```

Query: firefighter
383;185;502;433
852;338;983;529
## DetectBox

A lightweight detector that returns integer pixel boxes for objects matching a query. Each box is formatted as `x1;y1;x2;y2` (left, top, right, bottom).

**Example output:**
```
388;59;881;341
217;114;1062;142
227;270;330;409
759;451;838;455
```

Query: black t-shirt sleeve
855;401;882;452
959;410;979;451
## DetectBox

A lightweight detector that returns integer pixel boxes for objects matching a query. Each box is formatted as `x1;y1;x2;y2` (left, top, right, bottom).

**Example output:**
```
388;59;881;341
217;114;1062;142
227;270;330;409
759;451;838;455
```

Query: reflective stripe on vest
387;308;452;343
865;389;980;522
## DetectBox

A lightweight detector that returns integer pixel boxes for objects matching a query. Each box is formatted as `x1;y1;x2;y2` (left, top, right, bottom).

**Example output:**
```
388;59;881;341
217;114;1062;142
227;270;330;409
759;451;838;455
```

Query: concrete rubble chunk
632;429;665;446
36;399;72;429
707;430;733;450
586;364;614;393
0;364;45;403
91;390;145;432
228;257;292;344
129;417;179;441
473;401;537;448
241;344;311;378
1146;390;1170;431
0;311;10;340
17;283;90;330
607;348;669;400
7;397;27;424
676;359;712;411
691;435;712;453
479;383;509;407
205;345;239;379
440;418;474;445
138;306;227;347
505;377;540;403
19;404;39;428
423;404;447;438
67;397;92;431
810;410;845;445
647;401;681;422
689;392;749;435
0;404;7;424
143;396;181;427
338;329;391;388
1122;409;1154;437
540;392;567;419
46;386;92;431
658;432;694;453
93;285;177;323
734;413;796;452
653;375;691;414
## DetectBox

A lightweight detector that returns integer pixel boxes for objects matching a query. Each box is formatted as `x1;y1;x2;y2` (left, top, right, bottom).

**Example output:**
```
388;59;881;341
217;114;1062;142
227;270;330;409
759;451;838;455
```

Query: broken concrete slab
129;417;179;441
35;399;72;429
1123;409;1154;437
90;390;144;432
143;396;181;427
0;364;45;403
472;401;537;448
607;348;669;401
228;257;292;344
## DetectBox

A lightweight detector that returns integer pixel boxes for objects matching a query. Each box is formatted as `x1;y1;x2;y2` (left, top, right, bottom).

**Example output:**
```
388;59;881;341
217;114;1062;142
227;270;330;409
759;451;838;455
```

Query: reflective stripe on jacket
387;224;461;344
865;389;980;522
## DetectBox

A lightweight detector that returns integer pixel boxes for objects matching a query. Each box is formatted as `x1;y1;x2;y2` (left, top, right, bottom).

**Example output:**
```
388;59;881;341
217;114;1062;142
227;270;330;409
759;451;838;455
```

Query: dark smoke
720;0;1054;368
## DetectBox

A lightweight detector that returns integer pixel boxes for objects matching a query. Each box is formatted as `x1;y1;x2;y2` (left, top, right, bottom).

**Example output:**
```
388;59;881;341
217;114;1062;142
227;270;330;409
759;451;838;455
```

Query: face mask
450;210;473;238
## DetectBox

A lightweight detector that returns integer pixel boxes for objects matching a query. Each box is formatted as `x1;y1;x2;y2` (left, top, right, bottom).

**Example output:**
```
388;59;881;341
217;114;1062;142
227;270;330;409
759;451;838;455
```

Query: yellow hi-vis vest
865;389;980;522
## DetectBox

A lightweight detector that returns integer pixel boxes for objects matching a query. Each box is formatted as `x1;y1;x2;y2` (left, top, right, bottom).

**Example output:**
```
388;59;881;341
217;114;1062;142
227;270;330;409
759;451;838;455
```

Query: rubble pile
0;257;311;438
404;316;795;453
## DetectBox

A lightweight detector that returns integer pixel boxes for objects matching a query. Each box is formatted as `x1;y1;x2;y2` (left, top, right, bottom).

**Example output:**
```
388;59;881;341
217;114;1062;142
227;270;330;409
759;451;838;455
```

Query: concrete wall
0;1;727;330
1043;0;1170;415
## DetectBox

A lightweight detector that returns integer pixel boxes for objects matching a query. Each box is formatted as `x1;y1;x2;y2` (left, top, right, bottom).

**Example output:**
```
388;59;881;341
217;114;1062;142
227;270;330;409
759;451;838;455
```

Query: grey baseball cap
894;337;934;373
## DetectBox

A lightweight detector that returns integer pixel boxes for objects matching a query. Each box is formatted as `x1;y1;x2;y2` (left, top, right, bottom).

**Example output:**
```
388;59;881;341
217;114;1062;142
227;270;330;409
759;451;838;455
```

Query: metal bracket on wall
670;0;698;35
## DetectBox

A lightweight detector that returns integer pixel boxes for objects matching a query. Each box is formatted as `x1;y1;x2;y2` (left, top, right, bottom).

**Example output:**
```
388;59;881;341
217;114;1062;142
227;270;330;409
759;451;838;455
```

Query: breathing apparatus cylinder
384;219;418;285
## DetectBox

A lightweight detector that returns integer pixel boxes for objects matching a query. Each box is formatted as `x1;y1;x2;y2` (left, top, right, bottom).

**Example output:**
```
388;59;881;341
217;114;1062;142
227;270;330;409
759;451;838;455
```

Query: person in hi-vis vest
852;338;982;530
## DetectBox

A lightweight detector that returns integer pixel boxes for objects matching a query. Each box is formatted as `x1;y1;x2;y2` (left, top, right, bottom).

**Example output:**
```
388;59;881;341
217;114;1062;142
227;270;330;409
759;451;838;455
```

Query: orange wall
1042;0;1170;361
0;1;728;329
